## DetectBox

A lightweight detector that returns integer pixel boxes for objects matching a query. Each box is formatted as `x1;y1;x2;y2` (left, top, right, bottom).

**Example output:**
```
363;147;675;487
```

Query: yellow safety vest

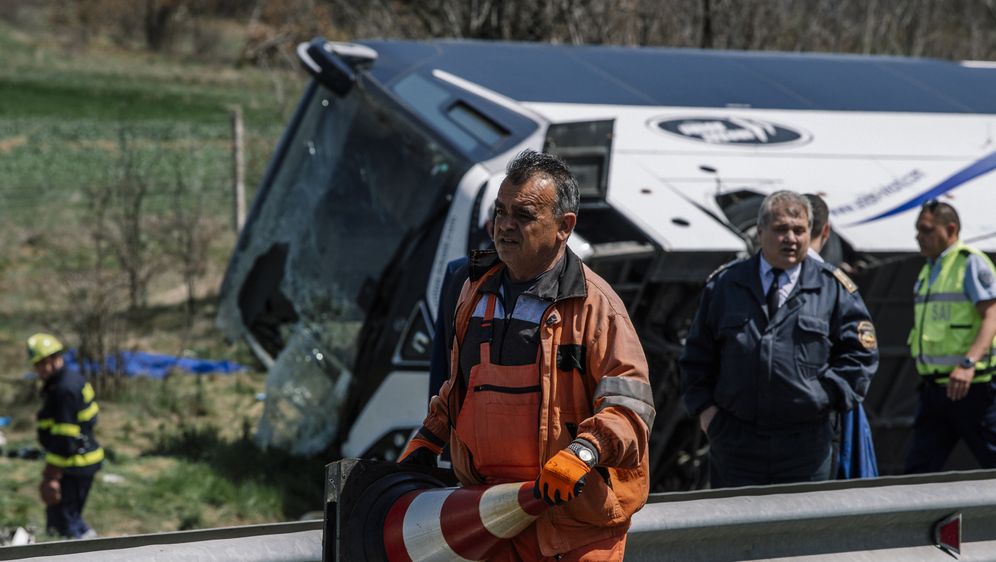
909;242;996;383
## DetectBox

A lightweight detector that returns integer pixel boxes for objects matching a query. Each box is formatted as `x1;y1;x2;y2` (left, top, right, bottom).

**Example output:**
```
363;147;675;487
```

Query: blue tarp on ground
60;349;244;379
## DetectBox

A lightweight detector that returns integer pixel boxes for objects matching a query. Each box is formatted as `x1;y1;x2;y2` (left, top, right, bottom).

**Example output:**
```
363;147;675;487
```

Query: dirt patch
0;135;27;152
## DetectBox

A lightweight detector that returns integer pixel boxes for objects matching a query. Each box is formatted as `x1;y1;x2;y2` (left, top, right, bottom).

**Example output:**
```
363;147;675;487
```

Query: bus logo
652;117;811;147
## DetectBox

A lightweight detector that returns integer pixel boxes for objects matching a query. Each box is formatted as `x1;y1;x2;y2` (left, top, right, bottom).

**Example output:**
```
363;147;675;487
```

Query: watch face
961;357;975;369
578;449;594;463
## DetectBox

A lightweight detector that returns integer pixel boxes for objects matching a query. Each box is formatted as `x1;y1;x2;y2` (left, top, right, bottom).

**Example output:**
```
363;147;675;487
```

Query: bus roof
362;40;996;114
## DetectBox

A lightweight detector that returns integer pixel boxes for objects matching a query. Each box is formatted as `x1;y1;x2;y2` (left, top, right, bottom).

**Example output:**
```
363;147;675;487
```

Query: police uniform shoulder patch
831;267;858;293
857;320;877;350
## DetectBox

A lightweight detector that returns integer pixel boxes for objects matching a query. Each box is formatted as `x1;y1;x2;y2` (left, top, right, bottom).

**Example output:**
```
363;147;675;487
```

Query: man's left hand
947;366;974;401
398;436;442;467
533;449;591;506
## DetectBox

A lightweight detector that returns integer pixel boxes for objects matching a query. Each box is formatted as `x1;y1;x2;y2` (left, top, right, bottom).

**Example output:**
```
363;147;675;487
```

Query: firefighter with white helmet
27;333;102;539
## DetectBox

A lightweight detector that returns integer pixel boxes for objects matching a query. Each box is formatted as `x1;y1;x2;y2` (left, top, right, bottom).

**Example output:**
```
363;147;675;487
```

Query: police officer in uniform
680;190;879;487
906;200;996;473
28;333;103;539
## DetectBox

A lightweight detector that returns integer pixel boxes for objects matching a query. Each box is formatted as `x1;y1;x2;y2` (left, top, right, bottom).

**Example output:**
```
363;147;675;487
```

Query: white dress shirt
759;255;802;308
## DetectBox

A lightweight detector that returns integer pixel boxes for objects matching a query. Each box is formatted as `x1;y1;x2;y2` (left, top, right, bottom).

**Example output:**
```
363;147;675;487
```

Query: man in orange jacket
400;150;655;561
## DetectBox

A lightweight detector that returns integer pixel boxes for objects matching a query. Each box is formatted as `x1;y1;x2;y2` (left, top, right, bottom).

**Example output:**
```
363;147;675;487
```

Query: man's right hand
699;406;718;434
947;366;974;401
39;478;61;506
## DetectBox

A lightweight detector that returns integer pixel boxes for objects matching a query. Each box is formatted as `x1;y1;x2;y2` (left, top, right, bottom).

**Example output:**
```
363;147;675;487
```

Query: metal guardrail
627;469;996;561
0;520;322;562
8;468;996;561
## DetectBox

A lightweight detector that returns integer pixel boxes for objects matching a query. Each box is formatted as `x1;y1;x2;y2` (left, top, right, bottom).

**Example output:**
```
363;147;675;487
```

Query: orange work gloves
398;435;442;466
533;440;598;506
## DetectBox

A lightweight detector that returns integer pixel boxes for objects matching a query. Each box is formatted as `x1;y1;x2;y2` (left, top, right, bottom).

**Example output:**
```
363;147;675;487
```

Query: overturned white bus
218;38;996;490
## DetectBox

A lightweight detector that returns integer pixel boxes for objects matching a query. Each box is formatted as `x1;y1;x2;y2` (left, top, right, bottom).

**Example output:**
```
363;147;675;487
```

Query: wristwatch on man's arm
534;439;600;505
960;356;977;369
567;439;598;468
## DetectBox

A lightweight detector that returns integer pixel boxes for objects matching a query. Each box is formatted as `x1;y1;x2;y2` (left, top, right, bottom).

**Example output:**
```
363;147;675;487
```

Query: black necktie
767;268;783;317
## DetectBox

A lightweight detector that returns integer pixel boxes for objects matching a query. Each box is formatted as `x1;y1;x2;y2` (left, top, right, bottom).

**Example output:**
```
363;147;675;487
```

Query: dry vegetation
0;369;330;539
0;2;321;540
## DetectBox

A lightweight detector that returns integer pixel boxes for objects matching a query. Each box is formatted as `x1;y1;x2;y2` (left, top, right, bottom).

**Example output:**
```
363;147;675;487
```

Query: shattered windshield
223;82;461;454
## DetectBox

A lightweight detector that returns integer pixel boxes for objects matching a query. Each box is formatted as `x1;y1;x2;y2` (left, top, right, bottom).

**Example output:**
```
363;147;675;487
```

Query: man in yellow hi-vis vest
906;201;996;473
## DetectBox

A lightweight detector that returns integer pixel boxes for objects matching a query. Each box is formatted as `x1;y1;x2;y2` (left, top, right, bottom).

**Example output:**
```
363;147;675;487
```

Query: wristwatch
960;356;976;369
568;441;597;468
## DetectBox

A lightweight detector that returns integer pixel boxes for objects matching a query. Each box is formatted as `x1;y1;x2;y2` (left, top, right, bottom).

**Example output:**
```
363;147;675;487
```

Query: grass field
0;5;324;540
0;15;293;220
0;366;328;538
0;7;301;357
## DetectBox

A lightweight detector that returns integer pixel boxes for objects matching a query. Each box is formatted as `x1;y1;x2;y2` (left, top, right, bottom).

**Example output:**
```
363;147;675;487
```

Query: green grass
0;120;236;223
0;77;238;122
149;423;328;518
0;13;296;227
0;15;294;124
0;7;324;541
0;8;296;347
0;371;325;539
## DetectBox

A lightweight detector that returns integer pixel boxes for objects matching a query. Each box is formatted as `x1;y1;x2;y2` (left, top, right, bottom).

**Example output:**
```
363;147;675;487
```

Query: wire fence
0;118;280;224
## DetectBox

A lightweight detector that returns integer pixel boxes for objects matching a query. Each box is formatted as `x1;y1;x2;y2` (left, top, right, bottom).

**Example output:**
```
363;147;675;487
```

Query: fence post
231;105;246;234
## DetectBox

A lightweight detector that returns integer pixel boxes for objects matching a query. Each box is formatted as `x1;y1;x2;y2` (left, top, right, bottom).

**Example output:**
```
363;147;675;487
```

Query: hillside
0;4;323;540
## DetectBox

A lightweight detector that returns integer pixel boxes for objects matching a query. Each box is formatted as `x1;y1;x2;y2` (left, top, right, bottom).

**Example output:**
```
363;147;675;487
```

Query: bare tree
105;129;157;313
53;178;132;396
144;0;187;51
305;0;996;61
164;144;216;330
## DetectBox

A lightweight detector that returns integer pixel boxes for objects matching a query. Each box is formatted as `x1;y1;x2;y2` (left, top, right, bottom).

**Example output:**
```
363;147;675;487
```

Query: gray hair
505;149;580;217
757;190;812;231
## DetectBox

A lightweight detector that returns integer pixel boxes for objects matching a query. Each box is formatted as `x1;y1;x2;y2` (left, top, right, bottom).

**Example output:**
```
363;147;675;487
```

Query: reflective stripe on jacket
420;248;653;556
909;242;996;382
37;371;103;472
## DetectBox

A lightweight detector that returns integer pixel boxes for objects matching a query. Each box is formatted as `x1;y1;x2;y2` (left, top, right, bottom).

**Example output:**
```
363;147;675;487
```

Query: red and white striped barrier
383;481;546;561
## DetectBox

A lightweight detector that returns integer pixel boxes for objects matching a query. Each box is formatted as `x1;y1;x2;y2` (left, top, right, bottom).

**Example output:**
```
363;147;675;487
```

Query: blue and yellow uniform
680;254;879;487
37;367;103;538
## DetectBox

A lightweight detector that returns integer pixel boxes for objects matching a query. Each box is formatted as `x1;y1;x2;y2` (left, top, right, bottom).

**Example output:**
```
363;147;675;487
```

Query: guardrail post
322;459;456;561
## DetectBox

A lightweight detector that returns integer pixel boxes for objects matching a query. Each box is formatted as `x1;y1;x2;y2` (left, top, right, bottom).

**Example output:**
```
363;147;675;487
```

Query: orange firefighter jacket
421;249;655;556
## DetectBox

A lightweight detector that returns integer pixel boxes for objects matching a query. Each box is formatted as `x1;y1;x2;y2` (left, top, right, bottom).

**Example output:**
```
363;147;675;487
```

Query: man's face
758;206;810;270
493;174;575;282
916;210;956;260
33;354;63;381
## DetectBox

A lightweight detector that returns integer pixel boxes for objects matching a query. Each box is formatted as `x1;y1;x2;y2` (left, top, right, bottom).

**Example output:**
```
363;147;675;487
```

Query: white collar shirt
759;255;803;308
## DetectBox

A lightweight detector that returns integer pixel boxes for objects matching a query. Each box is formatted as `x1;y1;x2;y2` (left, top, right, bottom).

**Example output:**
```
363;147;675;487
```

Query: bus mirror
297;38;378;96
